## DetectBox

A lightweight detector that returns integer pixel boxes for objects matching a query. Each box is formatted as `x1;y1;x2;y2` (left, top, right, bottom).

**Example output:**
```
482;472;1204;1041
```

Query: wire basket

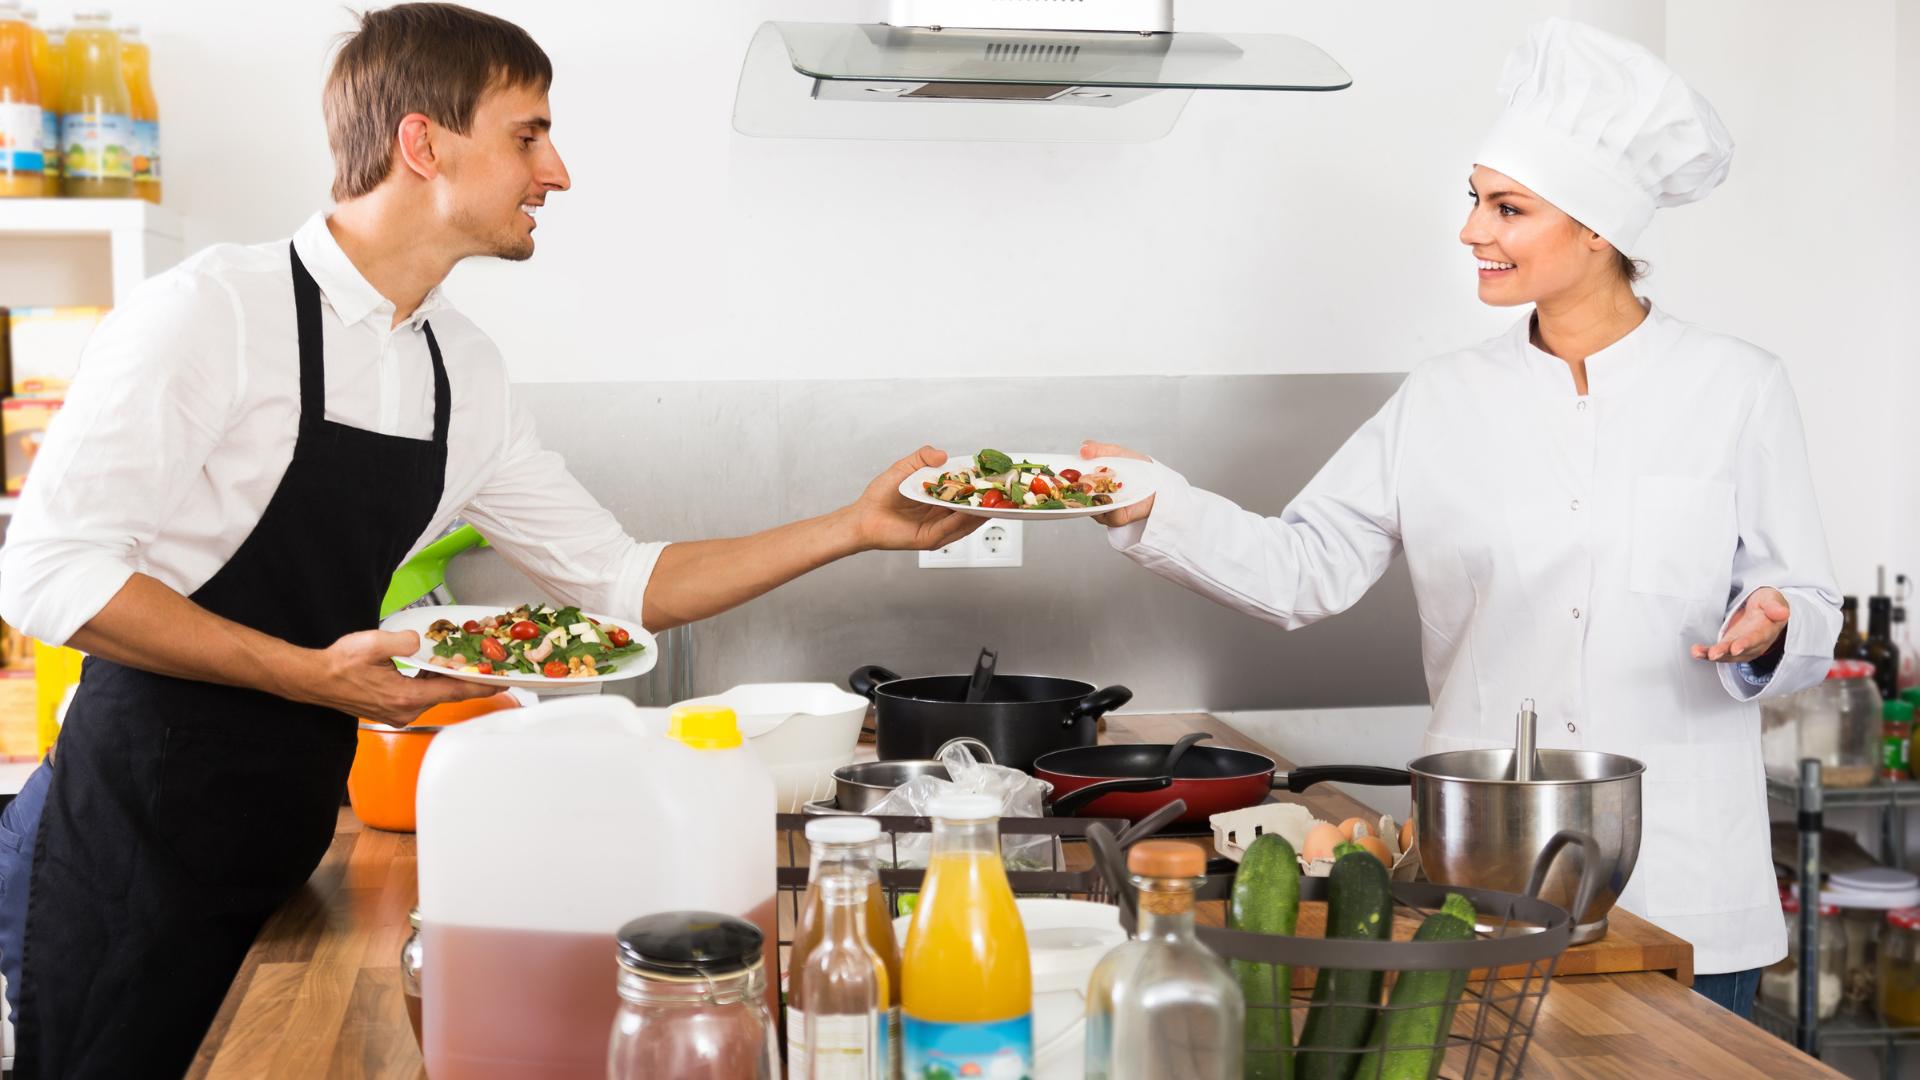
1091;827;1603;1080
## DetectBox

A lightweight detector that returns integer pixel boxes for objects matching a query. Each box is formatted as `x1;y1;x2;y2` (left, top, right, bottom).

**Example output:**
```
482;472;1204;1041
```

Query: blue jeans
0;757;54;1028
1693;966;1762;1019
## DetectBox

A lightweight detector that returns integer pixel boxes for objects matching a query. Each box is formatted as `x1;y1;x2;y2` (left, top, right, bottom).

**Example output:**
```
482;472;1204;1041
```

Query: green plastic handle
380;525;488;620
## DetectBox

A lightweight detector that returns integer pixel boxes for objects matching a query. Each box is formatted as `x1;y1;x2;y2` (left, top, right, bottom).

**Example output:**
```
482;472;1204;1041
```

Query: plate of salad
383;603;657;689
900;449;1153;520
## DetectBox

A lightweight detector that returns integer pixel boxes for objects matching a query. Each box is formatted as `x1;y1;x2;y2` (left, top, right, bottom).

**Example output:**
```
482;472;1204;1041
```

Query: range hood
734;0;1351;142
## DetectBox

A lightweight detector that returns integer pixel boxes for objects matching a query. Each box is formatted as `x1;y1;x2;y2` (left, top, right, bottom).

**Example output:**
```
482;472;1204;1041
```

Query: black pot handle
1278;765;1411;792
1050;775;1173;817
847;665;900;701
1066;685;1134;727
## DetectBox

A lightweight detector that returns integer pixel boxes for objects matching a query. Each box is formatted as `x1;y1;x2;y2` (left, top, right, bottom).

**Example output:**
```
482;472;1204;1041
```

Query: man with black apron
0;6;976;1075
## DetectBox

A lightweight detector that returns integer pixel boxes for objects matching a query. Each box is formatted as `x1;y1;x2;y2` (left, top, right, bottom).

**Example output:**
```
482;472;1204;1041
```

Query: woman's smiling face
1459;165;1620;307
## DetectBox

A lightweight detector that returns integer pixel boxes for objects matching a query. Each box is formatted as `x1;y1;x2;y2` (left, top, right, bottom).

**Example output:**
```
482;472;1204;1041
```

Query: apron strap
288;243;326;436
422;323;451;445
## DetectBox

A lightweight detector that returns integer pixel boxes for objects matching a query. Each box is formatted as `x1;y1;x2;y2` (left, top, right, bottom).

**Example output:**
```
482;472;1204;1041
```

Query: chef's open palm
313;629;498;726
1081;440;1156;527
852;446;984;551
1693;586;1791;665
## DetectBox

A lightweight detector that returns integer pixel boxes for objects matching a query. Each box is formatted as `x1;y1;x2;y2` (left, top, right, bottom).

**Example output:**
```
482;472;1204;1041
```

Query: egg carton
1210;803;1421;882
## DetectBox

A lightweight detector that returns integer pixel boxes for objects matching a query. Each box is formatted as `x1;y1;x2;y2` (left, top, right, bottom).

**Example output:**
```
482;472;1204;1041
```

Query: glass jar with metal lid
607;911;780;1080
1762;891;1843;1020
1881;908;1920;1028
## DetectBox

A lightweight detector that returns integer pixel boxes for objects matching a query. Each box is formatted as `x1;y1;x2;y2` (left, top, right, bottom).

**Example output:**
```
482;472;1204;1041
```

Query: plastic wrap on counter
866;741;1056;871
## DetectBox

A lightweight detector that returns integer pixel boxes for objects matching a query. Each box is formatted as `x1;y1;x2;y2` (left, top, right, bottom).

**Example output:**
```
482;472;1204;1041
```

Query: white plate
382;604;657;690
899;451;1155;521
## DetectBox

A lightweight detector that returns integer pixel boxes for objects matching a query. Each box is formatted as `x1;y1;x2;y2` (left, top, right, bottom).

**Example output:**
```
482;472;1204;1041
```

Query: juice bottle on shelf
802;870;891;1080
0;0;47;197
789;817;902;1080
58;9;130;198
116;21;154;202
20;6;53;183
901;793;1033;1077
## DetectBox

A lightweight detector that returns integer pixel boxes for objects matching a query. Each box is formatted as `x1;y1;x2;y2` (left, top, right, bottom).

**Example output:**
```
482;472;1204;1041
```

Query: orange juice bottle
901;793;1033;1077
26;13;60;183
0;0;46;197
116;22;154;202
58;9;130;198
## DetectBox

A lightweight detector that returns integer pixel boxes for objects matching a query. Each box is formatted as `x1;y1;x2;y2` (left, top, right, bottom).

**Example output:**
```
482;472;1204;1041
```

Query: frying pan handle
847;665;900;701
1523;829;1605;926
1049;775;1172;817
1067;685;1135;727
1278;765;1411;792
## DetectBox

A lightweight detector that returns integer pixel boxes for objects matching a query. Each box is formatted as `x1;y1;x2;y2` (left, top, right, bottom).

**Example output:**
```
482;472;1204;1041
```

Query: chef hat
1476;18;1734;253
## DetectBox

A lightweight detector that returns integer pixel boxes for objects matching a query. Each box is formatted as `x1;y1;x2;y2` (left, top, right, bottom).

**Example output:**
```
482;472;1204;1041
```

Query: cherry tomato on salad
479;637;508;663
462;620;482;634
543;660;569;679
979;489;1010;509
1059;468;1082;484
608;627;632;648
1030;477;1052;497
476;662;494;675
508;620;540;641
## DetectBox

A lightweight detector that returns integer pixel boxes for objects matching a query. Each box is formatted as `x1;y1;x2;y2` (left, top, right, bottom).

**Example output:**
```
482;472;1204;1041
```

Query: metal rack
1767;758;1920;1076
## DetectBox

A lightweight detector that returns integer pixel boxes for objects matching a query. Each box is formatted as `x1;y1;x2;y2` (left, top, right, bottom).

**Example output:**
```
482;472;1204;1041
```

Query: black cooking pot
849;665;1133;773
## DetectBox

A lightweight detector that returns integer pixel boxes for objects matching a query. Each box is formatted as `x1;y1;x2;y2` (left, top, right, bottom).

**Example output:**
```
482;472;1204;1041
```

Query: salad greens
922;448;1124;511
423;603;644;679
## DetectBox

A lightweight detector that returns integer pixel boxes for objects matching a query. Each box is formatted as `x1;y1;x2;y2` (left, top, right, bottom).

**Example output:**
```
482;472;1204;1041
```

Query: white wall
82;0;1918;593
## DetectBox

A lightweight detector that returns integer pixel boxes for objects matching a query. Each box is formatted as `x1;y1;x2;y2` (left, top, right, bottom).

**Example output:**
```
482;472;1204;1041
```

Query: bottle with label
789;817;902;1080
901;793;1033;1078
1085;840;1244;1080
116;21;154;202
1884;701;1914;783
1837;596;1867;662
0;0;46;196
57;9;130;197
803;870;890;1080
32;19;57;182
1868;594;1901;702
1897;576;1918;692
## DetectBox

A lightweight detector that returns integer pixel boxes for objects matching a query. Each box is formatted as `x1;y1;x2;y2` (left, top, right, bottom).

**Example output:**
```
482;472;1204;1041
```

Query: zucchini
1355;898;1475;1080
1231;834;1301;1080
1297;851;1392;1080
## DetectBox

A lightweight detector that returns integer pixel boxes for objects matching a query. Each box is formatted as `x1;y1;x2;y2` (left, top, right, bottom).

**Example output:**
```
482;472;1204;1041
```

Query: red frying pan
1032;733;1406;824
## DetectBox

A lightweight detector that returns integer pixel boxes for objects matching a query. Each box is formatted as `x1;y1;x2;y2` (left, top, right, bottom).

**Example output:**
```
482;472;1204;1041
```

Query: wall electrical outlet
919;520;1023;568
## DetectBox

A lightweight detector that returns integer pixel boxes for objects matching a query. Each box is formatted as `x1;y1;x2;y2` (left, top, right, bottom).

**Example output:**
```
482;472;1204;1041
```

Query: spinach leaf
975;449;1014;476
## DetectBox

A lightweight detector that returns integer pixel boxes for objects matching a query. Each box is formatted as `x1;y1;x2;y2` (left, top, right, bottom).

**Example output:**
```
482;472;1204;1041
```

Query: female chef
1086;18;1839;1017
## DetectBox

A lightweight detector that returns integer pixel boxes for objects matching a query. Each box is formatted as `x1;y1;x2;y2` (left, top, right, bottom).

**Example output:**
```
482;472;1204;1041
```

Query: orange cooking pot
349;692;520;832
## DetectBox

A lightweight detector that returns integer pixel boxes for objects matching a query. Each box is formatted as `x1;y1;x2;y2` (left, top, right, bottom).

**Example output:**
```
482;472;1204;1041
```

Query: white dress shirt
1110;301;1839;974
0;214;668;645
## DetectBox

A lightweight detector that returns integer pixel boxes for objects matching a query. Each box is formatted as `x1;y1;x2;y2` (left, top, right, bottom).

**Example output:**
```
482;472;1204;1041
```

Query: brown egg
1355;835;1391;867
1301;822;1344;863
1399;816;1416;854
1338;816;1370;841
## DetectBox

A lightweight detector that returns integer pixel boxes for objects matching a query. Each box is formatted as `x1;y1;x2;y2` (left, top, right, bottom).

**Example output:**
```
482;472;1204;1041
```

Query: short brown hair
324;3;552;202
1616;250;1649;284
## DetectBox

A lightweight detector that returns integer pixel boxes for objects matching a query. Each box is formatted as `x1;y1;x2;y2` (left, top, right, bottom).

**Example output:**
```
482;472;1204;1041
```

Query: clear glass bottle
607;911;780;1080
790;817;901;1080
803;871;890;1079
400;906;424;1049
1085;840;1244;1080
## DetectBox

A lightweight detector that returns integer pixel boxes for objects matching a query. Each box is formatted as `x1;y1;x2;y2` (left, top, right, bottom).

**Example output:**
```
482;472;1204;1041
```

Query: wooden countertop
190;712;1839;1078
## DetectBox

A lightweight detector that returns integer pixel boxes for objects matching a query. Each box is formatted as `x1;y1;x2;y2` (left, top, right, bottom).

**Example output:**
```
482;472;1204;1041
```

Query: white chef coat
0;213;669;645
1109;301;1839;974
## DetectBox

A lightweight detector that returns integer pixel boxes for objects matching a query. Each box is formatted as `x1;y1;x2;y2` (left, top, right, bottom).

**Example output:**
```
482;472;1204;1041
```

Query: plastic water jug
415;695;777;1080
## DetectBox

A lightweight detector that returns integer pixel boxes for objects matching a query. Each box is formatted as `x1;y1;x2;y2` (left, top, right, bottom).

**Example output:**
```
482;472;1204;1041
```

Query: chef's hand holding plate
851;446;984;551
1080;441;1156;528
1692;586;1791;664
311;628;498;726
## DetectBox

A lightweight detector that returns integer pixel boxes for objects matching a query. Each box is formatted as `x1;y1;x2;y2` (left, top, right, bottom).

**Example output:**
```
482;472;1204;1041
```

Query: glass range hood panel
773;22;1352;92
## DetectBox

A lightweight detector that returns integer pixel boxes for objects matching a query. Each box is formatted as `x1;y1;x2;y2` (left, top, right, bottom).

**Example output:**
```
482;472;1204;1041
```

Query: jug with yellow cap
415;694;778;1079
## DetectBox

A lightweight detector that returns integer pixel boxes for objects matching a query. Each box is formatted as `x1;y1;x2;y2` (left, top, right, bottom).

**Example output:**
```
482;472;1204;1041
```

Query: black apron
13;243;452;1078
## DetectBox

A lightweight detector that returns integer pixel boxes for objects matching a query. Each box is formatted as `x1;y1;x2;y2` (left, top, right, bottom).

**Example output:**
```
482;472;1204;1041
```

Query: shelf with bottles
1;7;162;204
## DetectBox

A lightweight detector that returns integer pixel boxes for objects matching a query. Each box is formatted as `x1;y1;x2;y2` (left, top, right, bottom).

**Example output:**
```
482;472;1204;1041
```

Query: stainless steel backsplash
447;374;1427;711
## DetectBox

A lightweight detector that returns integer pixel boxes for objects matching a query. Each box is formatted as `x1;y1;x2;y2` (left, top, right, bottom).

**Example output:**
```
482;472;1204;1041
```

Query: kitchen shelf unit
1769;757;1920;1078
0;198;184;304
